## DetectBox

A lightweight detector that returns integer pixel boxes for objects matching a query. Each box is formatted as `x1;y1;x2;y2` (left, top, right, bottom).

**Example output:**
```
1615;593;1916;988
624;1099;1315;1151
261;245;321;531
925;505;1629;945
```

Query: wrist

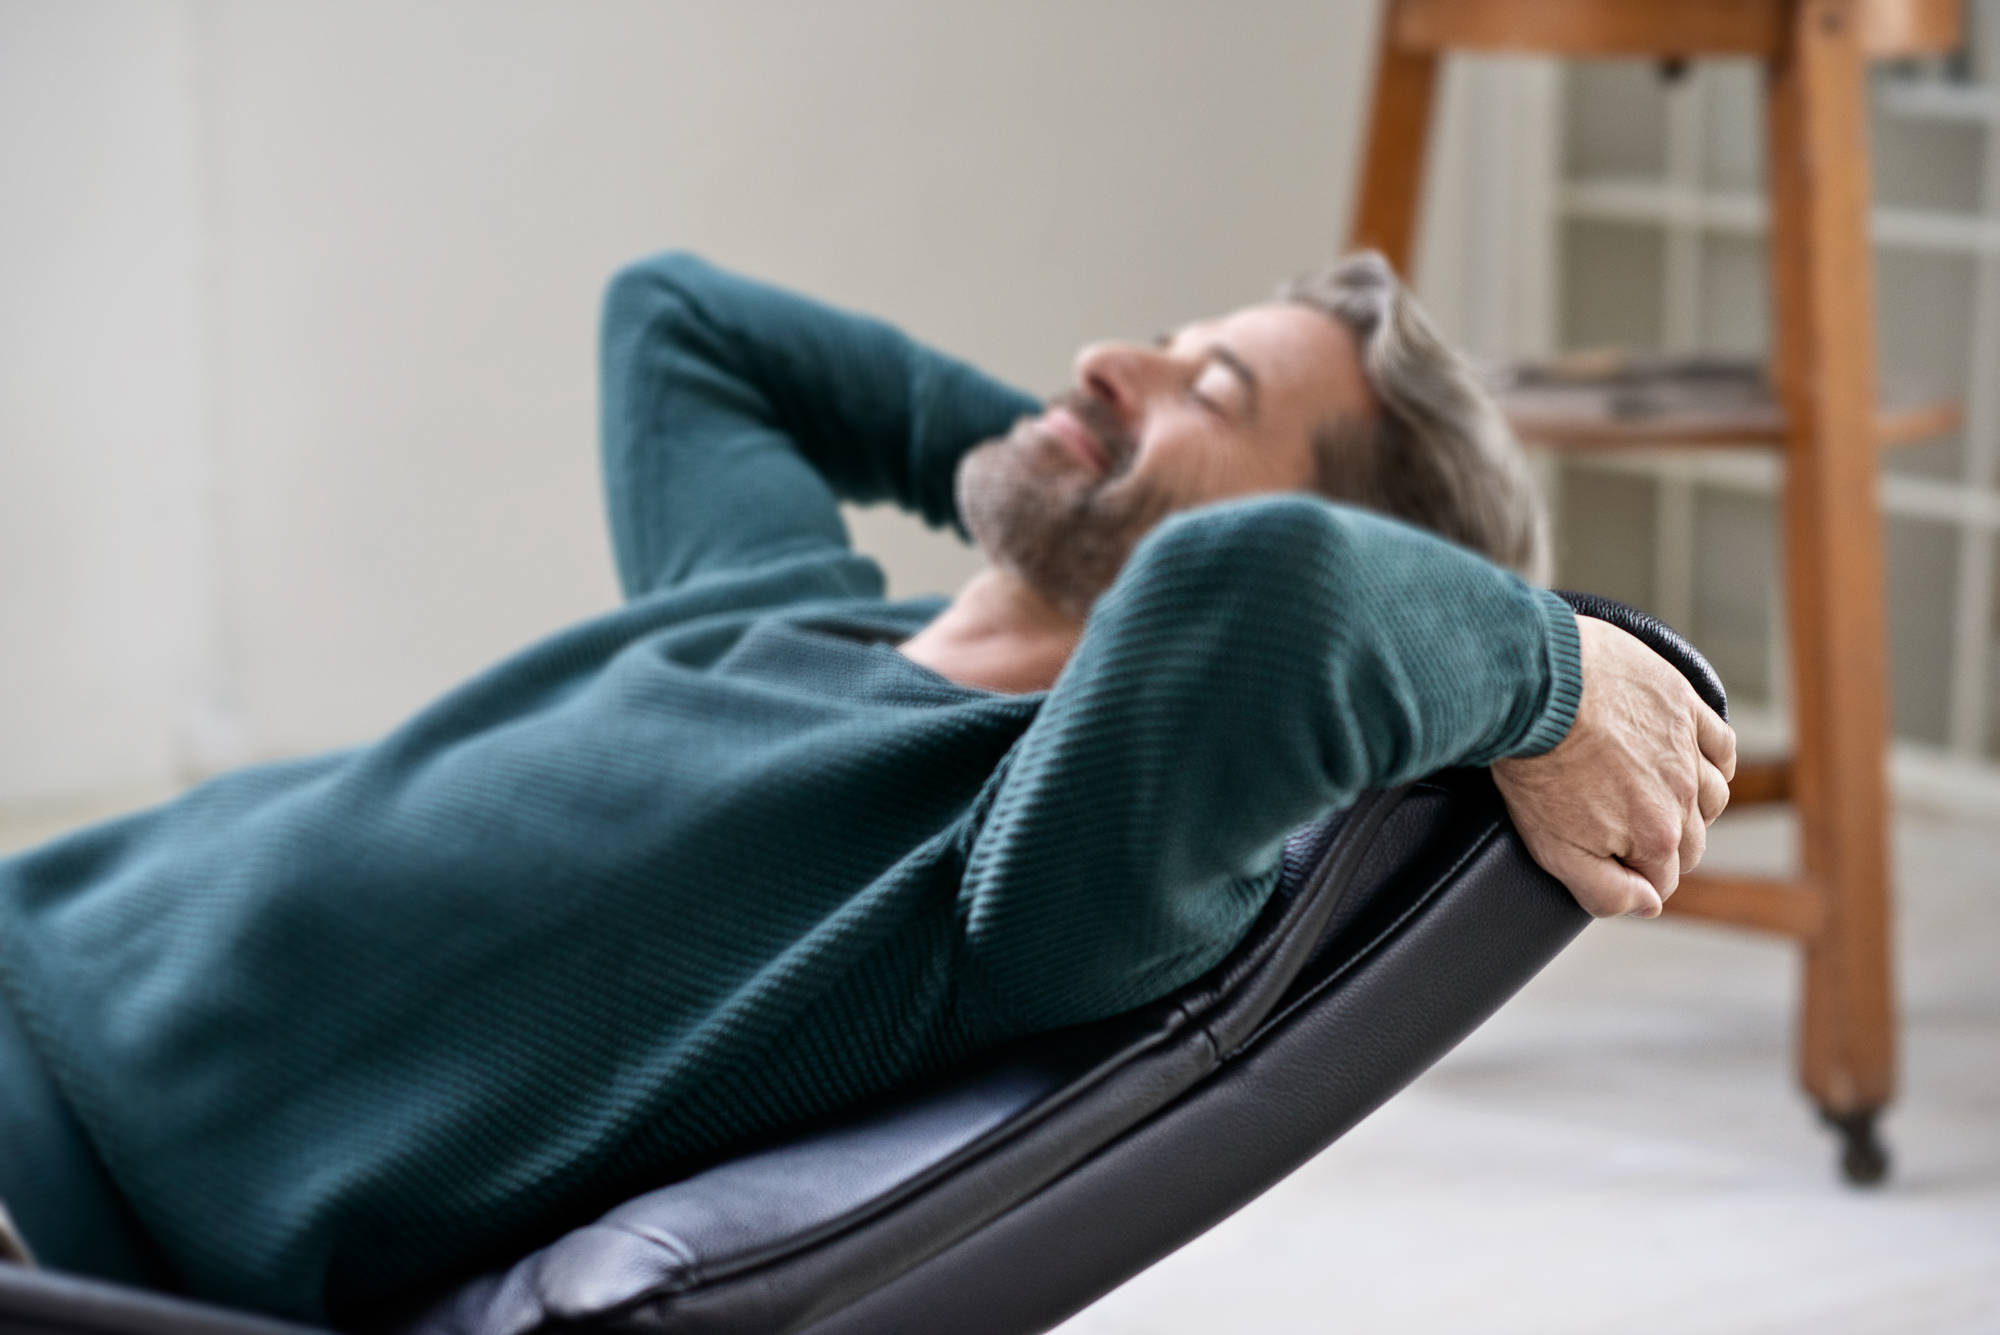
1506;595;1585;758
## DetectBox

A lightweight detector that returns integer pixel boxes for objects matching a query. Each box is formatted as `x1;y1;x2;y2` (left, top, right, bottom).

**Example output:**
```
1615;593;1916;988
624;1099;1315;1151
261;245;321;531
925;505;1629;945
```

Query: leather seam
1232;817;1505;1055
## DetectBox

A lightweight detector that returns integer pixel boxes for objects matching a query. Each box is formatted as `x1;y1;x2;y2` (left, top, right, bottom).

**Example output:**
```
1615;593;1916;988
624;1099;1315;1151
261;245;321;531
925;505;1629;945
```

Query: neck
897;568;1083;695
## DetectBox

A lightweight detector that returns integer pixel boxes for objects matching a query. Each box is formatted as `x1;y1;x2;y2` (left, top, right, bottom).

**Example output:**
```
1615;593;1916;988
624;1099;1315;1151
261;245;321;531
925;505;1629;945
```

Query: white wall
4;0;1474;807
0;1;209;805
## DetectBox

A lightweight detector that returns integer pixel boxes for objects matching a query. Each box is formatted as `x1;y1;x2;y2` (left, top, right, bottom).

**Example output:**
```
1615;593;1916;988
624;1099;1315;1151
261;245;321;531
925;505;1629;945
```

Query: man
0;251;1734;1323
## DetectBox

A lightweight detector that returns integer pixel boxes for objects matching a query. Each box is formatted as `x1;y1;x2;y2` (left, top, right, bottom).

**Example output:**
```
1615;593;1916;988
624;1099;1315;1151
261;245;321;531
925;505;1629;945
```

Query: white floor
4;798;1996;1332
1056;806;2000;1335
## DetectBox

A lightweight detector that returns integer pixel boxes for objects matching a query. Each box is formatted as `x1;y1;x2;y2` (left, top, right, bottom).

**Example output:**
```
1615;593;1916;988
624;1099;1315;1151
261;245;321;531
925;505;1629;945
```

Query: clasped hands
1492;615;1738;919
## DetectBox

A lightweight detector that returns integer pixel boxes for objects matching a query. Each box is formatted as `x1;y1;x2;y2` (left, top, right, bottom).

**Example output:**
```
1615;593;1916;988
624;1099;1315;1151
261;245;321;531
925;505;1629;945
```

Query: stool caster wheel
1820;1108;1889;1186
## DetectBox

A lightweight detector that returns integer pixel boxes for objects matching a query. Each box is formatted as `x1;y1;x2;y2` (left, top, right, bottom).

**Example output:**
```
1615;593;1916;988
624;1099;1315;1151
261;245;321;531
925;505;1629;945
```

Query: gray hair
1279;252;1550;583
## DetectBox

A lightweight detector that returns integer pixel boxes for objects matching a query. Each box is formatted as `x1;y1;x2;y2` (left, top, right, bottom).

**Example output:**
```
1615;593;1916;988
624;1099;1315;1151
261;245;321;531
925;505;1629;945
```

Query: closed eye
1190;357;1248;419
1156;330;1260;422
1203;347;1261;422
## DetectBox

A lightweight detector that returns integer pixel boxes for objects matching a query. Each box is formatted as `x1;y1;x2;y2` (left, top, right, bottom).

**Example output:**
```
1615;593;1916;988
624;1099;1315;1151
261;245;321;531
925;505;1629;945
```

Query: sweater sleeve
955;492;1583;1035
597;251;1042;597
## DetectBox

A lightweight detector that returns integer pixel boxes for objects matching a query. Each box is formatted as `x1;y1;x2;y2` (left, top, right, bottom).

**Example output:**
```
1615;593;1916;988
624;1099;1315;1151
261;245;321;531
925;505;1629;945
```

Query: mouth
1040;405;1112;477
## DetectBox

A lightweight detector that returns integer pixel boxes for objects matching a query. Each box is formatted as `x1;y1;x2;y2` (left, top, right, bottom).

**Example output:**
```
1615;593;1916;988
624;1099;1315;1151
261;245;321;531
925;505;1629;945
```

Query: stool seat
1389;0;1958;58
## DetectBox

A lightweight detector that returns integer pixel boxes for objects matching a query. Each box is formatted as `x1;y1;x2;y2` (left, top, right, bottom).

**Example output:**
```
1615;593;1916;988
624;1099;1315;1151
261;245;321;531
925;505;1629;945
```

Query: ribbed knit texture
0;252;1582;1323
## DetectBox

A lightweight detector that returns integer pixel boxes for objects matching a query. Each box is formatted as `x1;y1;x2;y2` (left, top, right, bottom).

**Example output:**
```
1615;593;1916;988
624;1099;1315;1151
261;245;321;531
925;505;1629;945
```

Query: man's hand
1491;615;1738;919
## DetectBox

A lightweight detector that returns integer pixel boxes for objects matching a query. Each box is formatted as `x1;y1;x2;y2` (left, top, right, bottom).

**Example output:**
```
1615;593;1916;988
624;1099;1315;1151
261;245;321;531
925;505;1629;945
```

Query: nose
1070;340;1170;424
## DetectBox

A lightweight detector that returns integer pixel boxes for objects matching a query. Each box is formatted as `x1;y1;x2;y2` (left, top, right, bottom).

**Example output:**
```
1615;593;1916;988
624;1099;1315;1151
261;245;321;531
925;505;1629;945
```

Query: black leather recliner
0;595;1724;1335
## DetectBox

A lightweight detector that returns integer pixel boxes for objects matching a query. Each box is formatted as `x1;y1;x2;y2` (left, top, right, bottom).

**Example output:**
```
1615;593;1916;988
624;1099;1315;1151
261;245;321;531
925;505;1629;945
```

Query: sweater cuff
1507;589;1584;758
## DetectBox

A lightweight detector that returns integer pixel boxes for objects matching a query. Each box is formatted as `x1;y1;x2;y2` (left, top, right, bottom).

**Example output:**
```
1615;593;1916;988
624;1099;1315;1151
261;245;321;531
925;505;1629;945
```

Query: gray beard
955;415;1172;622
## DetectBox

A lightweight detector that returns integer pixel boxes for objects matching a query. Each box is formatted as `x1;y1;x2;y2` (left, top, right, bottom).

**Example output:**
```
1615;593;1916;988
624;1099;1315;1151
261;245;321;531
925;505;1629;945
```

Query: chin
956;425;1173;619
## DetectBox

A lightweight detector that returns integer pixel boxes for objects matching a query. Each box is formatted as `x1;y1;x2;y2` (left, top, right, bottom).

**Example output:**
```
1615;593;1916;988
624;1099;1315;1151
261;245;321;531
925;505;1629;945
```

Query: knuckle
1708;782;1731;821
1639;810;1681;857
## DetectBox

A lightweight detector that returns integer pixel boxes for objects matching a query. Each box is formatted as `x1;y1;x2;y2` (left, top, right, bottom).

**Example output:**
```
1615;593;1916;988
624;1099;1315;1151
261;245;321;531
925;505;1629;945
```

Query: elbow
601;250;715;331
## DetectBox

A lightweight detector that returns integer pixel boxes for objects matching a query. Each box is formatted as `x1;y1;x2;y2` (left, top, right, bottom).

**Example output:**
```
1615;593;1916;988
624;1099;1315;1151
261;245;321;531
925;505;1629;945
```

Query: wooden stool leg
1764;0;1898;1184
1347;0;1440;273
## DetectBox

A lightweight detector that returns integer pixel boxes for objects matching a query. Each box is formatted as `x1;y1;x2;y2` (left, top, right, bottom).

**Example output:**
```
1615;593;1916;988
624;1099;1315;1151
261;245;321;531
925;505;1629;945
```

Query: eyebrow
1154;329;1263;422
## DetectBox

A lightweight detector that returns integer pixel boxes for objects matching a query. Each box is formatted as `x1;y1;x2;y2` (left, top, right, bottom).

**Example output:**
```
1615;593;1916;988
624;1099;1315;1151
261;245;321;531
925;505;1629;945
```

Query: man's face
958;301;1372;618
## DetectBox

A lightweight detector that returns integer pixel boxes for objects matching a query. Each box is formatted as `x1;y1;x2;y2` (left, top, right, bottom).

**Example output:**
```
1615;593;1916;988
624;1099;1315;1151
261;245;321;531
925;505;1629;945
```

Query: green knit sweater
0;252;1582;1322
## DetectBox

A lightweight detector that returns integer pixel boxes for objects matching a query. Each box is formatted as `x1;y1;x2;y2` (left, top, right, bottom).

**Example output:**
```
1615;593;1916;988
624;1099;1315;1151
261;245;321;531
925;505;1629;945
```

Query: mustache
1048;389;1137;477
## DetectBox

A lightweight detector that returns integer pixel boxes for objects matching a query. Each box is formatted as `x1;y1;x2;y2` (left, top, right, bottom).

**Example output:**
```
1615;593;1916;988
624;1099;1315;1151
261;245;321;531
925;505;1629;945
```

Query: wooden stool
1349;0;1965;1184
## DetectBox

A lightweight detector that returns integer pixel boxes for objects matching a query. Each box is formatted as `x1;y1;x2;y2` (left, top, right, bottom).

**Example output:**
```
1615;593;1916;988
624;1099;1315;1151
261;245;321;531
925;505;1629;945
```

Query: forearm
601;252;1037;542
957;494;1582;1032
